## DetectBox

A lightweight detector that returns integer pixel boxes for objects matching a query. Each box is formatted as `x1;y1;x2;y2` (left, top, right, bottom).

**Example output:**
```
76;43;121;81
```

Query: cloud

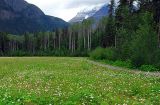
25;0;115;21
64;0;111;8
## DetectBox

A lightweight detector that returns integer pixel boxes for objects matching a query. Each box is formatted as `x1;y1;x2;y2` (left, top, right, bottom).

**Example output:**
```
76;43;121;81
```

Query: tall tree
131;12;158;66
0;32;9;55
115;0;135;59
82;19;93;51
152;0;160;47
103;0;116;48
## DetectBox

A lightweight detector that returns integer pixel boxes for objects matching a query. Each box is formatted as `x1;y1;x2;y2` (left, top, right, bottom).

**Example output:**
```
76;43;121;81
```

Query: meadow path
88;60;160;77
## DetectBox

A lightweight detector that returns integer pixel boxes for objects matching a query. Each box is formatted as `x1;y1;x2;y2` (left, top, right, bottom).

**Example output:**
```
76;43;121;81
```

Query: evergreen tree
0;32;9;55
131;12;158;66
115;0;133;60
103;0;116;48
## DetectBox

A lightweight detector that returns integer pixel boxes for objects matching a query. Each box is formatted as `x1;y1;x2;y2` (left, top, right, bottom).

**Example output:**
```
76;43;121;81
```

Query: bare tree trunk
59;31;61;50
115;27;118;48
71;36;74;53
16;42;18;51
73;36;75;52
74;34;76;52
158;22;160;48
90;28;92;50
54;39;55;49
33;43;35;54
53;33;56;49
48;33;50;49
84;35;86;49
115;35;117;48
10;41;12;51
44;36;47;50
83;28;86;49
13;41;15;51
78;29;81;50
69;30;72;50
88;29;90;51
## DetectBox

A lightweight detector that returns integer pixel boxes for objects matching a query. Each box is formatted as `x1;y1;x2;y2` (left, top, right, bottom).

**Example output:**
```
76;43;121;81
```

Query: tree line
91;0;160;69
0;19;94;56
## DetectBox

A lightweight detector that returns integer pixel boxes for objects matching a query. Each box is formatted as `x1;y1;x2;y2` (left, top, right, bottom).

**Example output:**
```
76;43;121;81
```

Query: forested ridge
0;0;68;34
0;0;160;70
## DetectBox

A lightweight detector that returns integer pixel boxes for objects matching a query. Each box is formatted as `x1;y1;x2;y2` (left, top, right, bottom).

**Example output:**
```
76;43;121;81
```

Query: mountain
0;0;68;34
69;4;109;23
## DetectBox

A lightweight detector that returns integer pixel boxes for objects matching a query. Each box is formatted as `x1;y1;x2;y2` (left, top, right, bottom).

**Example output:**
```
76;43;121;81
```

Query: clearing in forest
0;57;159;105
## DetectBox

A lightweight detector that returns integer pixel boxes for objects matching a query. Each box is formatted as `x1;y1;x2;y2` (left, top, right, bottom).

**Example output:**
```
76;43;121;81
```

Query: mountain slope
69;4;109;23
0;0;68;34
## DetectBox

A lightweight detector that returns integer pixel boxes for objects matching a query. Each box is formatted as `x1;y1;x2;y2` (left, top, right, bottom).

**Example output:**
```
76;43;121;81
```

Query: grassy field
0;57;159;105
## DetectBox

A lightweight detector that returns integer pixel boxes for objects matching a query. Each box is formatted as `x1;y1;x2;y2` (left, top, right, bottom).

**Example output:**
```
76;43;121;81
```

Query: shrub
140;65;159;72
9;51;31;56
105;48;115;60
89;47;115;60
113;60;133;68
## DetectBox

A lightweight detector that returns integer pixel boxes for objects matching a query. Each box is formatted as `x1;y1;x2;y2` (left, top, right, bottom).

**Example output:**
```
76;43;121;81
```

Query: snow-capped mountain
69;4;109;23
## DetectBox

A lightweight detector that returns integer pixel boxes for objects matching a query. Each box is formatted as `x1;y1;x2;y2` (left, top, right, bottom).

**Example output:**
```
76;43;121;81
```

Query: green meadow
0;57;159;105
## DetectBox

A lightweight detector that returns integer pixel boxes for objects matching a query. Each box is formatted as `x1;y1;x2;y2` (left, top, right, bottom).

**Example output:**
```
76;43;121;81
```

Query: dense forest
0;0;160;70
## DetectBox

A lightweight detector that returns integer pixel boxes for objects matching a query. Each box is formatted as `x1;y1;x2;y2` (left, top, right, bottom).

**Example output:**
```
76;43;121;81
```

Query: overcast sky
25;0;114;22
